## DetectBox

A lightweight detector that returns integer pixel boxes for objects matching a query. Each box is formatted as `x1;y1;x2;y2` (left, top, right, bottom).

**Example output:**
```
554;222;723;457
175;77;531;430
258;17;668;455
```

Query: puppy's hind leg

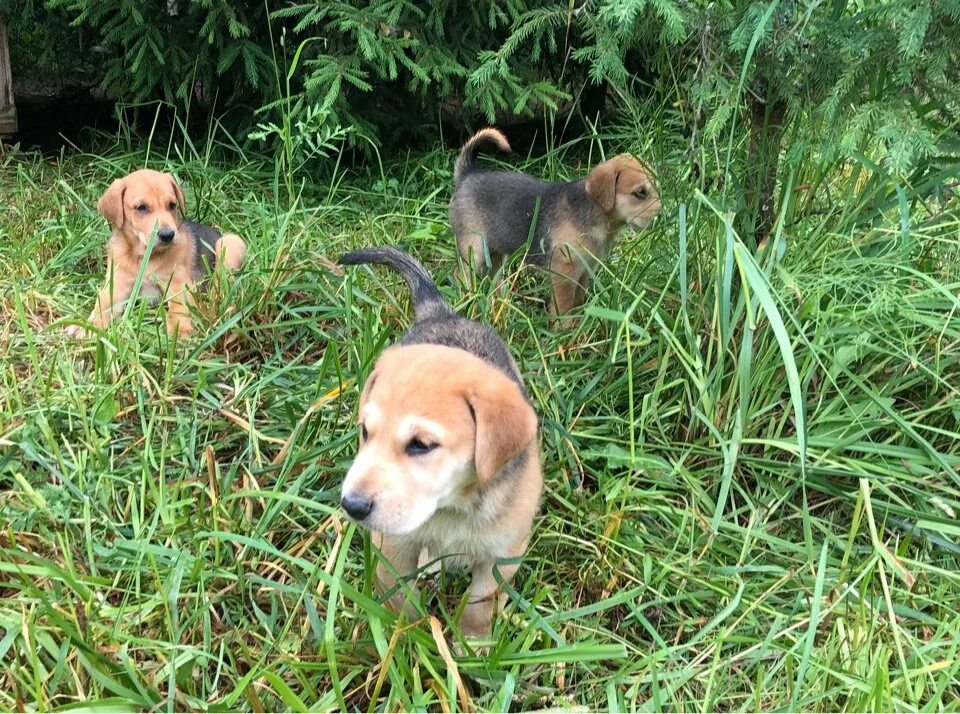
214;233;246;271
457;248;478;290
457;234;502;294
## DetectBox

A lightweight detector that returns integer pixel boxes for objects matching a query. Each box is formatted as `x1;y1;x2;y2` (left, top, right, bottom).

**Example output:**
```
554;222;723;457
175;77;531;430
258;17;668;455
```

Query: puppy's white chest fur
414;508;517;569
403;467;531;571
137;279;162;301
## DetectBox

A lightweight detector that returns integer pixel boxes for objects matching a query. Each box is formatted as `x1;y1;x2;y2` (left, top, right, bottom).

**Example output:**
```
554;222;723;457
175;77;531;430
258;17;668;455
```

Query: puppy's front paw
459;600;494;639
168;319;194;338
549;311;582;331
383;590;421;625
64;324;91;339
452;637;491;658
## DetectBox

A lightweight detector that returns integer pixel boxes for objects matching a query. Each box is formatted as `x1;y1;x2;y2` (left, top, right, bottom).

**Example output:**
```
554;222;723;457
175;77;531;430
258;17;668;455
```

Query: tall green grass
1;111;959;711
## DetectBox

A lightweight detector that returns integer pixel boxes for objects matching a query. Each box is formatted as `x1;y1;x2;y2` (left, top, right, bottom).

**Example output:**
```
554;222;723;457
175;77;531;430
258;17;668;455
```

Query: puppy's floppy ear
585;157;623;212
98;178;127;228
467;372;538;483
359;368;378;408
171;177;186;216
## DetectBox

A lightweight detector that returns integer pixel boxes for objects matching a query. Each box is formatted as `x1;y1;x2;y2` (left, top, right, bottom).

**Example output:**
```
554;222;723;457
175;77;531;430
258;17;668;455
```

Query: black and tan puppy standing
450;128;662;315
339;247;542;638
66;168;246;338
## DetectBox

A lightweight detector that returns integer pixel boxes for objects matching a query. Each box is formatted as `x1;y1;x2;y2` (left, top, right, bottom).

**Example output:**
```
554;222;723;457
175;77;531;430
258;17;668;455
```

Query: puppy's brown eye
405;437;436;456
633;189;648;200
168;202;177;211
360;424;368;441
136;204;148;213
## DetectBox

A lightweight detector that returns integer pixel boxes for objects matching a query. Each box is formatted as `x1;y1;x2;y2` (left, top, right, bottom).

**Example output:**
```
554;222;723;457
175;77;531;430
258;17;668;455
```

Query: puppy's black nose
157;228;175;243
341;494;374;520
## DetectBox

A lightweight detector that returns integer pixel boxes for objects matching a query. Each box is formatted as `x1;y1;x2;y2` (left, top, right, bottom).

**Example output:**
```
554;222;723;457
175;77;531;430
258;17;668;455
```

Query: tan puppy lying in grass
450;128;662;315
66;169;246;338
339;247;542;638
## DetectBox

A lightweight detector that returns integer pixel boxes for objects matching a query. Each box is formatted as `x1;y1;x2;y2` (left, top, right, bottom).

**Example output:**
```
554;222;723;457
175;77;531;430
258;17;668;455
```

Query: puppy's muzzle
341;493;374;521
157;228;176;244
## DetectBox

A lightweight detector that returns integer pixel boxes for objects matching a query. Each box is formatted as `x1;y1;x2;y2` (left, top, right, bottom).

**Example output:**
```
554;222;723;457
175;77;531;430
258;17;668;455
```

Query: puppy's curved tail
454;128;511;186
339;247;451;322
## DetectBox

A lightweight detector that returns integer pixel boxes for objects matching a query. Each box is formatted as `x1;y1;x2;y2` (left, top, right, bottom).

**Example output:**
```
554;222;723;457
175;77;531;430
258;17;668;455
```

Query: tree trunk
0;16;17;136
741;95;787;247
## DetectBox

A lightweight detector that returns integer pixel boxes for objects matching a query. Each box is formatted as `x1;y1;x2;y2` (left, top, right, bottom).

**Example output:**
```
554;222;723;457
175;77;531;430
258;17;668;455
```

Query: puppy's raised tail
454;128;511;186
339;247;451;322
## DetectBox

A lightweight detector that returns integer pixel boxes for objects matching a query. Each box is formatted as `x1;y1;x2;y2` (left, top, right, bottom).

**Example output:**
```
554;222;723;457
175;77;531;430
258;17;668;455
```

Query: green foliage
34;0;274;108
271;0;526;143
697;0;960;175
2;0;96;79
656;0;960;243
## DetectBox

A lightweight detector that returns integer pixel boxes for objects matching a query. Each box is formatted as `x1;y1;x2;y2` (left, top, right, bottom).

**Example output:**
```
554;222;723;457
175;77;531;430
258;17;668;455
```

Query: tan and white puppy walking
339;247;542;637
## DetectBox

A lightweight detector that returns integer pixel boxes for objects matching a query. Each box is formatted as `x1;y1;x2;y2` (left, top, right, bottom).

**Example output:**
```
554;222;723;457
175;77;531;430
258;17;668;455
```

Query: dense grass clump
1;120;959;711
